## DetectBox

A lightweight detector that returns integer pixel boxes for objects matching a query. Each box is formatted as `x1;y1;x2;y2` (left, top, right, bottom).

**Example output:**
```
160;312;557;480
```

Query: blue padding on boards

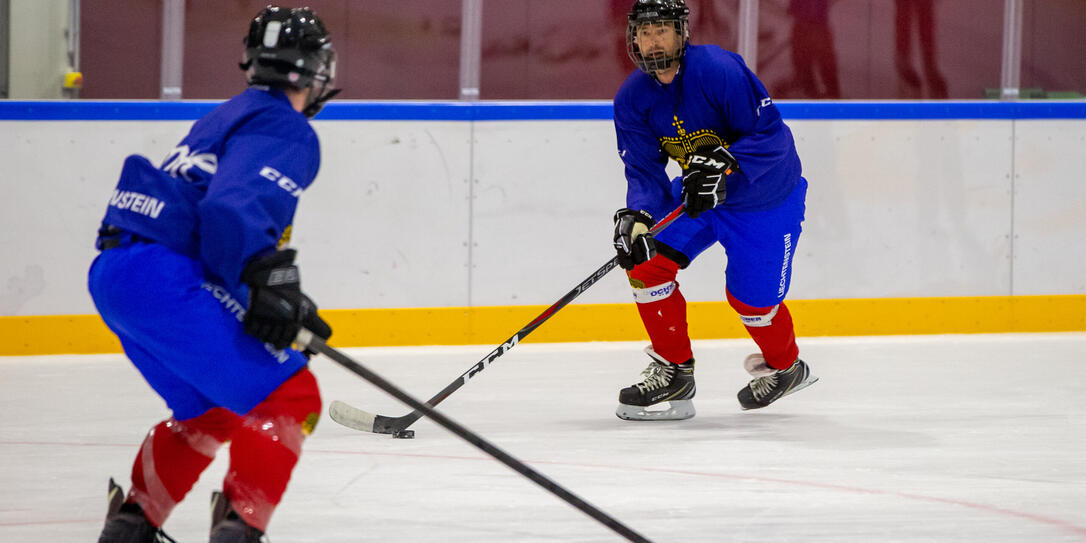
2;100;1084;121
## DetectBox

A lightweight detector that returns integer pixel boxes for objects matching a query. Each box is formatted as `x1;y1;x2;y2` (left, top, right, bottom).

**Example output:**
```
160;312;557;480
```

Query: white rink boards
4;105;1086;319
1;333;1085;542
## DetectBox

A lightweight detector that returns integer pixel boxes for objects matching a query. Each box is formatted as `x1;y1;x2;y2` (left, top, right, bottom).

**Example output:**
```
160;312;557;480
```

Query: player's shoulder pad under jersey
683;44;748;79
230;89;322;175
240;88;318;138
614;70;659;119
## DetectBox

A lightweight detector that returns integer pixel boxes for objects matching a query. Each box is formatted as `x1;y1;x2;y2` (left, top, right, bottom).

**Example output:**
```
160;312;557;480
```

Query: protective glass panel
480;0;739;99
1020;1;1086;99
76;0;1082;101
80;0;460;99
79;0;162;99
757;0;1004;99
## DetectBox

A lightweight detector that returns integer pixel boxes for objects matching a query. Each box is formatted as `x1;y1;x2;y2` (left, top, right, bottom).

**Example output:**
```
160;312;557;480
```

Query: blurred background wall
5;0;1084;101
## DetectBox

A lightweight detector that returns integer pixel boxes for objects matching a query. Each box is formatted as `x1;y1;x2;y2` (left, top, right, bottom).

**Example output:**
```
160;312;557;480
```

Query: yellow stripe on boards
788;296;1086;335
2;295;1084;356
1;314;122;355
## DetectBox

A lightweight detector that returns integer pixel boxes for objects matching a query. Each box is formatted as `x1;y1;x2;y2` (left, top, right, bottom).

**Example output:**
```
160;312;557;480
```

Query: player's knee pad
628;254;680;284
247;368;322;443
628;254;680;304
175;407;241;448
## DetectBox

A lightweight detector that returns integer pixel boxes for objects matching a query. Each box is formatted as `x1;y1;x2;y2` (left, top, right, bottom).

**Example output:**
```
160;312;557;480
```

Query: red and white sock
126;408;238;526
726;289;799;370
223;367;322;532
628;255;692;364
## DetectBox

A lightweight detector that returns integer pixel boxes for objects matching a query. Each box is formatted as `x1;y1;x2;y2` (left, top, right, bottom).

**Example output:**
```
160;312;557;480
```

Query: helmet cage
299;46;339;117
625;0;690;74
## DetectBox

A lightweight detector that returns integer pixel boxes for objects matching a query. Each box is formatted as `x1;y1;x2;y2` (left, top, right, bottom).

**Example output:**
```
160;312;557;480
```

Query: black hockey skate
737;355;818;410
616;346;696;421
210;490;269;543
97;478;176;543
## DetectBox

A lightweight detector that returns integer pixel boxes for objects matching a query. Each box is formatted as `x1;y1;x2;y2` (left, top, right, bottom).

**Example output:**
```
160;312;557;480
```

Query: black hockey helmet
240;6;340;117
626;0;691;74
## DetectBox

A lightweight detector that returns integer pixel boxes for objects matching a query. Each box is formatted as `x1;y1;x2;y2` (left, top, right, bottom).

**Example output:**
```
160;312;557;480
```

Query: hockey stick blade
328;400;377;432
328;400;405;434
330;205;687;436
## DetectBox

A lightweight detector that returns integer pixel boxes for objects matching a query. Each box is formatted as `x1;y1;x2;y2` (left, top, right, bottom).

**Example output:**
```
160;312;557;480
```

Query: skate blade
616;400;695;421
781;373;820;401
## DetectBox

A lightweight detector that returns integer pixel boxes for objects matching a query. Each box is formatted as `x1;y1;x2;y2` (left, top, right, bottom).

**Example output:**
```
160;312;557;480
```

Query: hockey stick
297;330;653;543
329;205;686;436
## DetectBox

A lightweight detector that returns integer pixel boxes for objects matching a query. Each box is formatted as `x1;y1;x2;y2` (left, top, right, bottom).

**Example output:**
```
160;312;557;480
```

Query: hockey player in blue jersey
612;0;818;421
89;7;339;542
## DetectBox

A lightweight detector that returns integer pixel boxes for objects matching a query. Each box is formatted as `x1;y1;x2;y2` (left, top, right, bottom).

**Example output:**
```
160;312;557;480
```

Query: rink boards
2;101;1085;353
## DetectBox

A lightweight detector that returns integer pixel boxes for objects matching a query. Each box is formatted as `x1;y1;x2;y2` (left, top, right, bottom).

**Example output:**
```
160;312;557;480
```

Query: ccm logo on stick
462;336;520;385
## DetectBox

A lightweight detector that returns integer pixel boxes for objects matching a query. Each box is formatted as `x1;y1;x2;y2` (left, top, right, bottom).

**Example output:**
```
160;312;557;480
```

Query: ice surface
1;333;1084;542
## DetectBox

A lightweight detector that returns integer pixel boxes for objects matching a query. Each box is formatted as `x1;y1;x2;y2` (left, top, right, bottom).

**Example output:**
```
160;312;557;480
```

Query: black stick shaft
306;335;653;543
382;205;686;433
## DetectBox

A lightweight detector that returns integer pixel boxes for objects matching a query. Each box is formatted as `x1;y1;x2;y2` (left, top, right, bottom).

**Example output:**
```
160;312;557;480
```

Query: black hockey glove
241;249;332;351
613;208;656;270
681;144;739;219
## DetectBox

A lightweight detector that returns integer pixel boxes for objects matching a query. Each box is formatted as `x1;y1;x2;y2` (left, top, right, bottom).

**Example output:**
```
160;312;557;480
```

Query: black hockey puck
392;430;415;439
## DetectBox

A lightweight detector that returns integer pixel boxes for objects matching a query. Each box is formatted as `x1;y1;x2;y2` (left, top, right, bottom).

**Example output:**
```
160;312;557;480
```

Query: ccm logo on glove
687;153;734;174
681;144;739;219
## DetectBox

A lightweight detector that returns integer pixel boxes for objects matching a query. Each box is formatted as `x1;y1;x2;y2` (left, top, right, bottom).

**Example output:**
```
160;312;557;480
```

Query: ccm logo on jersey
757;97;773;117
260;166;303;197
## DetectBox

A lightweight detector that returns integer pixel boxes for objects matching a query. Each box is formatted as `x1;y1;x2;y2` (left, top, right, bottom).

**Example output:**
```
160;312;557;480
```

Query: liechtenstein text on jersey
108;189;165;219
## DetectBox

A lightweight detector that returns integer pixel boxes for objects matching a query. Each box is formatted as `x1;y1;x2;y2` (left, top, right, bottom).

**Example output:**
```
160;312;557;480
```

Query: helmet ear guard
240;6;340;117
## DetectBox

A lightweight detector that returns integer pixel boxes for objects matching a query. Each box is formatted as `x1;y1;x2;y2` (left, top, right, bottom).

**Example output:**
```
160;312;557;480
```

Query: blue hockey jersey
100;86;321;290
614;44;802;220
